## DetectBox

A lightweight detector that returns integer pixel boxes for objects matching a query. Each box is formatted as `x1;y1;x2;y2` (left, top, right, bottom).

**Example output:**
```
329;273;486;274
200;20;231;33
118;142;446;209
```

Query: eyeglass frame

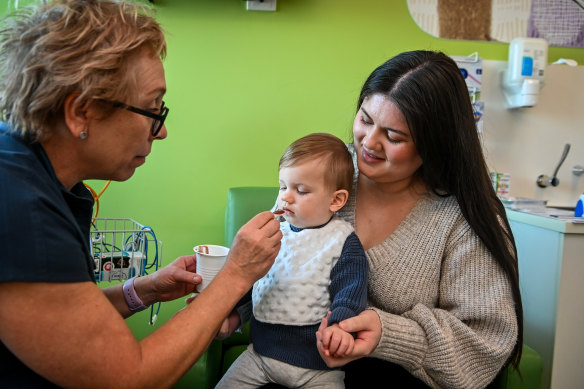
99;99;169;137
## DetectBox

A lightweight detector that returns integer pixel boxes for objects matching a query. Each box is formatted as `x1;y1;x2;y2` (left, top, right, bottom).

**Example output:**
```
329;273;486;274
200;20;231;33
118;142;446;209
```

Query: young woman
316;51;522;389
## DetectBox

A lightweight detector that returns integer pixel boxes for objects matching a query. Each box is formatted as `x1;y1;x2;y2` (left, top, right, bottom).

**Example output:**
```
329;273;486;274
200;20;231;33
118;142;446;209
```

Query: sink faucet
537;143;570;188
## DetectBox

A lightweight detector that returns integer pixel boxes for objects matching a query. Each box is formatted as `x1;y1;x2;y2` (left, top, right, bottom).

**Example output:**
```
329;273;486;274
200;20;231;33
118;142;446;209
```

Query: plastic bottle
575;193;584;217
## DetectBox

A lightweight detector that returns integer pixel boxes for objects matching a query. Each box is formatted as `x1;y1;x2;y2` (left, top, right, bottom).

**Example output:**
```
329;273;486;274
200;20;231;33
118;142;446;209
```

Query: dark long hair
357;50;523;371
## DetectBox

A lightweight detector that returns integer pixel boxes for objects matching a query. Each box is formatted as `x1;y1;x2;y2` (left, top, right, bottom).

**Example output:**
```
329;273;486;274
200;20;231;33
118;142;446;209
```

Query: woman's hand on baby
339;310;382;355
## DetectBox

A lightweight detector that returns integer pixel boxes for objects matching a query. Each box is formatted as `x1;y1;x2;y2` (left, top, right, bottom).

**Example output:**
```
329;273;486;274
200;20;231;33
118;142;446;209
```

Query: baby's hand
320;323;355;357
215;311;241;340
215;317;231;340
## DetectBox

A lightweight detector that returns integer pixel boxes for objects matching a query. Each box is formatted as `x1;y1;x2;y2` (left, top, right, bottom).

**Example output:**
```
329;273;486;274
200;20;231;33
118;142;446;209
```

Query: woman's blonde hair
0;0;166;141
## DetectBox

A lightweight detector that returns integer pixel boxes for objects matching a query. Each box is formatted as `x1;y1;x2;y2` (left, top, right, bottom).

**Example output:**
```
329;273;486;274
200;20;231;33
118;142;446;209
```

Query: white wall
481;60;584;208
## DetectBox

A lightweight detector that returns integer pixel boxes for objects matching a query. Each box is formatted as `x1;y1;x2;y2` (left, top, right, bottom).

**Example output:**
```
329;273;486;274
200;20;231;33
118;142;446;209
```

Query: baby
216;132;369;388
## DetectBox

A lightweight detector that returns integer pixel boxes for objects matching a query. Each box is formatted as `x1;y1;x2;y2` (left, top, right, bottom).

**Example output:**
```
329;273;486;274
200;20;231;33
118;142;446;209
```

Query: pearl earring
79;131;88;140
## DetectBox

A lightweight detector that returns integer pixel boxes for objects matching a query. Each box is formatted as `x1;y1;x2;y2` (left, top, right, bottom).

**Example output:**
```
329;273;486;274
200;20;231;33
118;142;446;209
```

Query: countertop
505;207;584;234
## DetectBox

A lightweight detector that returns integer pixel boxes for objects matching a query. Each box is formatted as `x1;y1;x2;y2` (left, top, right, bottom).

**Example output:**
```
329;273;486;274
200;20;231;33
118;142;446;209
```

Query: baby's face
278;157;336;229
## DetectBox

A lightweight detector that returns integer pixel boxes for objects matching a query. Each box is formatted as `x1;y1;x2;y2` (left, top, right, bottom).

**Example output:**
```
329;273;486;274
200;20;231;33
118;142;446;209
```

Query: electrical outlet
246;0;277;11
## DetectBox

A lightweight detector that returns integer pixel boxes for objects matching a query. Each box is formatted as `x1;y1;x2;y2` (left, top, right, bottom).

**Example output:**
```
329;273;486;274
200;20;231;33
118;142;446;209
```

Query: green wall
109;0;583;275
2;1;584;386
121;0;583;294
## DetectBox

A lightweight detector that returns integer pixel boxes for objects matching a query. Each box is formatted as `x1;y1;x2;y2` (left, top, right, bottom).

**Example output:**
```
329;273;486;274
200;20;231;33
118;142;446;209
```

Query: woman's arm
0;211;281;389
369;221;517;389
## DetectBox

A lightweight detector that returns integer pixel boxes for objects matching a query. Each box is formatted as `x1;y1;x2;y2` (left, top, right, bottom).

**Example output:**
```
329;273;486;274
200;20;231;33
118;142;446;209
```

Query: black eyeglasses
101;99;169;136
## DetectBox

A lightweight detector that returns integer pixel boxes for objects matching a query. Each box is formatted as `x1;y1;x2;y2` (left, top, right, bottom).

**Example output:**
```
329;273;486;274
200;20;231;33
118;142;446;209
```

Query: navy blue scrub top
0;122;96;387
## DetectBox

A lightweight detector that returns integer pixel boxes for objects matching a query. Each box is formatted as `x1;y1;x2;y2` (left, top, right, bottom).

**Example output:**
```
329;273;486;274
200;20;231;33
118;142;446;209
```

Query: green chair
215;186;544;389
220;186;279;376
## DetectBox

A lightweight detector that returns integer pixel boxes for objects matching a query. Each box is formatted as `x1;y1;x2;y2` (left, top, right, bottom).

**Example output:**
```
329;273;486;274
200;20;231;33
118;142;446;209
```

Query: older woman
316;51;522;389
0;1;281;388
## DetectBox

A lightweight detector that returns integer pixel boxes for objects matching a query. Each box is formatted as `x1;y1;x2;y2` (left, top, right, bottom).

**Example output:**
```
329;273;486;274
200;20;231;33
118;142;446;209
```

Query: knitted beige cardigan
337;184;517;389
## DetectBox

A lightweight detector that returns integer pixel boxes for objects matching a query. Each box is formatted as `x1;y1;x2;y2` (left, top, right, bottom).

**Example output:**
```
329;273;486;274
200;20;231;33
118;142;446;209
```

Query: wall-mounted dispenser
500;37;548;109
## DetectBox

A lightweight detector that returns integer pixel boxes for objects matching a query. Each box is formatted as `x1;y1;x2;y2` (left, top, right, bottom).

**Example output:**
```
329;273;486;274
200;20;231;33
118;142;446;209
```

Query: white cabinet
507;210;584;389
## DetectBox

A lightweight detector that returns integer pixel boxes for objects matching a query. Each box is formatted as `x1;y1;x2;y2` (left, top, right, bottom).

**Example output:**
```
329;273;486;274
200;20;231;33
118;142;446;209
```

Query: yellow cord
96;180;111;198
84;180;111;222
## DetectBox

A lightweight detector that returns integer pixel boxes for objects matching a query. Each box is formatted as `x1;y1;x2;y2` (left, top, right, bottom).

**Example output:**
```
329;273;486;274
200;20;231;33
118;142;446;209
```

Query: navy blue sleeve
327;232;369;325
234;288;253;324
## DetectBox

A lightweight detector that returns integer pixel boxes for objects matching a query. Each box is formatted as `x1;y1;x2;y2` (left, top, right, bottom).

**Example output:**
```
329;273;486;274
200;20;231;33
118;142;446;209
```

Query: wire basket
90;218;162;282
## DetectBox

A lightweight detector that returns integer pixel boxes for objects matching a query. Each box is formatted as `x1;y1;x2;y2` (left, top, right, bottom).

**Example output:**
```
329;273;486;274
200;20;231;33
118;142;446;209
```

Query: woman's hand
221;211;282;288
138;255;202;306
316;309;382;368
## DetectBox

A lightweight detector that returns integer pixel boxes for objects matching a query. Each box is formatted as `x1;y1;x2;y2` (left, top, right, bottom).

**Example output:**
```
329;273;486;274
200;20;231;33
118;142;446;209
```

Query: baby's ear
330;189;349;212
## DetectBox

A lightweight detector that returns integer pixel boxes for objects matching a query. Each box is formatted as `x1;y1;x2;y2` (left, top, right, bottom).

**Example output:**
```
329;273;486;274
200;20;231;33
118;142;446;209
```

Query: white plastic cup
193;244;229;292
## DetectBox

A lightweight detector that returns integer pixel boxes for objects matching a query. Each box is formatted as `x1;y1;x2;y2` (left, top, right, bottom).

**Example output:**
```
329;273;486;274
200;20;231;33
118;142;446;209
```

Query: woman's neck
354;173;427;250
357;172;426;202
40;134;84;191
